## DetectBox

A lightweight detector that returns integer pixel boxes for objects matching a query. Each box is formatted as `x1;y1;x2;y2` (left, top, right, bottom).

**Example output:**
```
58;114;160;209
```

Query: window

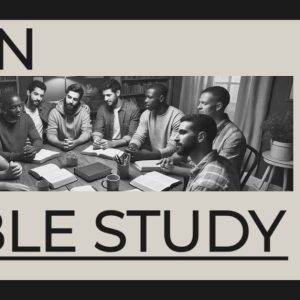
212;76;241;120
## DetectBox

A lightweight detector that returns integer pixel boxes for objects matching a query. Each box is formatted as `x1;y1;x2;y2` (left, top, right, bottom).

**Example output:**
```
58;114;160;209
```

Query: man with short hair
24;80;47;138
47;83;92;151
125;83;184;161
162;114;240;191
162;86;246;176
0;92;43;162
197;86;246;172
92;79;140;149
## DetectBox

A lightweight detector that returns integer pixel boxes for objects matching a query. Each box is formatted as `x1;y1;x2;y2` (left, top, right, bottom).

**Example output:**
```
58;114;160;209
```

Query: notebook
134;160;162;172
82;145;124;160
33;149;60;164
130;171;181;191
70;185;96;192
74;162;112;182
28;163;77;189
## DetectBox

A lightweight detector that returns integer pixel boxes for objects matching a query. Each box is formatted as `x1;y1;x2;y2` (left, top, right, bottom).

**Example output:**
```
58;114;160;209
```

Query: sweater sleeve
123;105;141;142
129;111;149;148
46;108;59;136
159;110;184;157
80;106;92;134
27;115;43;151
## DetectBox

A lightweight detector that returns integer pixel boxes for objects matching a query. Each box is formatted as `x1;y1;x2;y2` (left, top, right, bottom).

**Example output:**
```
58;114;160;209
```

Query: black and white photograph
0;76;293;192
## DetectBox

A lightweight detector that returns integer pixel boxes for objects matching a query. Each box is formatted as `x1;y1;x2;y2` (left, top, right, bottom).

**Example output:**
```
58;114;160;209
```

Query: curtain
179;76;213;114
234;76;274;152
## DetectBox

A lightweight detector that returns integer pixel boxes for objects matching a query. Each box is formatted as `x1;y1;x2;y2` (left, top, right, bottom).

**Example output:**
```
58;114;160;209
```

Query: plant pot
270;140;293;161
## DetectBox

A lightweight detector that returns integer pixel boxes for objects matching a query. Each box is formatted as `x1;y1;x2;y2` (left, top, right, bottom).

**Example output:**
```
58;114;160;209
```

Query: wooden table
10;143;183;192
258;151;293;191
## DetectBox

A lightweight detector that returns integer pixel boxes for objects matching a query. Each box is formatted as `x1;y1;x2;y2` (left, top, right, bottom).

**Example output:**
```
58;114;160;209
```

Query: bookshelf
0;76;20;97
120;76;174;110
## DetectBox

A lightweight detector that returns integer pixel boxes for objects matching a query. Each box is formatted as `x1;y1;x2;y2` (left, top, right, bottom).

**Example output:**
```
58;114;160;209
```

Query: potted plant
262;108;293;161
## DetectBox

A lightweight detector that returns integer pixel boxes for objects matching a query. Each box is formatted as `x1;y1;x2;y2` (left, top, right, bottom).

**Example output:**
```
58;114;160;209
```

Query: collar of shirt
216;113;230;133
190;150;219;177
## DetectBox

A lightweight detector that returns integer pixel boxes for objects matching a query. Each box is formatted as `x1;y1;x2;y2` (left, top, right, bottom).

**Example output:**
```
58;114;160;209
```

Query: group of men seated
0;78;246;191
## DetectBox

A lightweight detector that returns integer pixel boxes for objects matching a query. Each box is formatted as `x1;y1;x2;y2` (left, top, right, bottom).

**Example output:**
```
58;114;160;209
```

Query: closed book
74;162;112;182
130;171;181;191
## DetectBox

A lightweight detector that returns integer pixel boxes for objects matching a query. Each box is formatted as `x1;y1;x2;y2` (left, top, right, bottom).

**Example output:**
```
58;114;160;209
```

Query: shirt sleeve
218;132;246;172
46;109;59;136
27;115;43;151
159;110;185;157
123;105;141;142
129;111;149;148
80;106;92;134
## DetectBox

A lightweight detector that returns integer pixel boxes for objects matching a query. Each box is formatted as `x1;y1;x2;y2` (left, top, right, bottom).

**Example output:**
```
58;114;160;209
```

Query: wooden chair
240;144;260;190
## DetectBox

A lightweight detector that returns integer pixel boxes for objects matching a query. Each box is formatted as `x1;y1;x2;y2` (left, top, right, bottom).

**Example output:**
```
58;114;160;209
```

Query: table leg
265;166;276;191
283;168;288;191
258;166;271;190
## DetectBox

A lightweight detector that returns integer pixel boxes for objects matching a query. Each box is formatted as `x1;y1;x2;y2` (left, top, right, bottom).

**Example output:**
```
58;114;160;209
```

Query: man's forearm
74;132;91;146
47;134;64;148
112;138;129;148
167;166;191;178
0;156;9;170
0;170;8;180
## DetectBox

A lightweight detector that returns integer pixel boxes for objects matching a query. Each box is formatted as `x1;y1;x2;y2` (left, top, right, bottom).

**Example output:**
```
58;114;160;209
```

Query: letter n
0;28;32;70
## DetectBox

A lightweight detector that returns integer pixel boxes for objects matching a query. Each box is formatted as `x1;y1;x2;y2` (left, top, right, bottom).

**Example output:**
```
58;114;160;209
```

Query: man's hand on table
93;138;116;150
60;139;79;151
2;161;23;179
22;145;37;161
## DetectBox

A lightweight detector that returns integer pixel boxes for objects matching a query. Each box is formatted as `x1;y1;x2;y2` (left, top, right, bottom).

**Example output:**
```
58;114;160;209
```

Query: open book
82;145;124;160
70;185;96;192
28;163;77;189
33;149;60;164
134;160;162;172
130;171;181;191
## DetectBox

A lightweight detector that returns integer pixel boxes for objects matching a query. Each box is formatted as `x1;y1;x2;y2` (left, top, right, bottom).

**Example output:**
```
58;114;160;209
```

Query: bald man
0;92;43;162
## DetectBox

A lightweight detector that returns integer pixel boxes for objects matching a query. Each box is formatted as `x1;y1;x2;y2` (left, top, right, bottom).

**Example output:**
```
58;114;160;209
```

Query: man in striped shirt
198;86;246;174
162;114;240;191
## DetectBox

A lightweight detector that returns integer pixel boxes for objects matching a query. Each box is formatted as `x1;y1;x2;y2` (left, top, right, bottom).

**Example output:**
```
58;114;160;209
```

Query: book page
146;171;181;186
82;145;103;156
102;148;124;158
70;185;96;192
33;149;60;162
134;160;161;171
31;163;60;177
42;168;76;187
132;175;168;191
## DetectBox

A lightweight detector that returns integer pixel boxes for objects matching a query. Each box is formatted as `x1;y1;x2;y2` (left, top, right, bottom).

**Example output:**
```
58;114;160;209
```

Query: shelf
121;77;169;83
121;93;145;97
0;80;18;83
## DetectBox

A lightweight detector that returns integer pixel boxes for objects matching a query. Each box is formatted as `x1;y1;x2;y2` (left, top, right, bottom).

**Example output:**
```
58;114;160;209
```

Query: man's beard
176;138;197;156
64;99;80;115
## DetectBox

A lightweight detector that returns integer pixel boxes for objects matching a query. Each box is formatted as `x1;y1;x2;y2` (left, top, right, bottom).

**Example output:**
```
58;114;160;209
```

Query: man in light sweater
125;83;184;161
46;83;92;151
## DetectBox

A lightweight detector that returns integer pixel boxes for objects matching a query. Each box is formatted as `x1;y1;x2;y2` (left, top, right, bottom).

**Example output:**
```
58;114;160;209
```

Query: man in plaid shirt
161;114;240;191
198;86;246;174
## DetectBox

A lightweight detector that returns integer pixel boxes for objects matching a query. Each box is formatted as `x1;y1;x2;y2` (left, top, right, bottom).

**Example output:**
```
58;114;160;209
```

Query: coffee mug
36;179;50;191
101;174;120;191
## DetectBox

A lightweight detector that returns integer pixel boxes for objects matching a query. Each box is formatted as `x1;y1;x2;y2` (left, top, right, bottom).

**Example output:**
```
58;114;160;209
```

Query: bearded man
46;83;92;151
